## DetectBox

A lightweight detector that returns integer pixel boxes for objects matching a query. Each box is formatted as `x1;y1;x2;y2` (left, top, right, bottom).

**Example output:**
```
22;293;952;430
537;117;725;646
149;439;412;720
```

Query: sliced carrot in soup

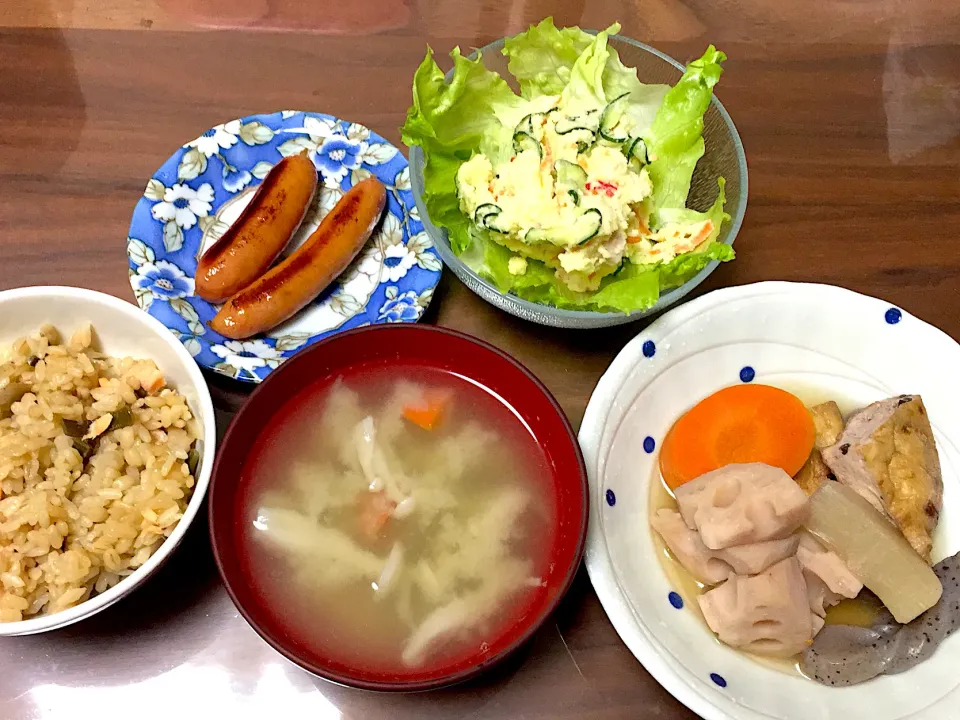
659;384;816;490
357;490;394;541
402;388;451;431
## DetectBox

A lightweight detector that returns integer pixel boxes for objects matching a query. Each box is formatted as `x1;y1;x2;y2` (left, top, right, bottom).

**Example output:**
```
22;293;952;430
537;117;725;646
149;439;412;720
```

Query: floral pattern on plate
127;111;442;383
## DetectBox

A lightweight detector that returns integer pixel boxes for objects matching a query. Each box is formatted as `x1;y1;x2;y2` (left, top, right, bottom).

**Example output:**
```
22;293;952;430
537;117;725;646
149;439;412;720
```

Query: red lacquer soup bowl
209;324;588;690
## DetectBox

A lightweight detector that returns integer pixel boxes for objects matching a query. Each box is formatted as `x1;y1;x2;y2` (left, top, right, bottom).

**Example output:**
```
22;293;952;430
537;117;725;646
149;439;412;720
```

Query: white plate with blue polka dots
579;281;960;720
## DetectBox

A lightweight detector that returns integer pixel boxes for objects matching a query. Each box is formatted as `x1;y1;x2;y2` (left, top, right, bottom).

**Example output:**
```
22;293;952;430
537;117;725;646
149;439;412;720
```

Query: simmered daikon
805;482;942;623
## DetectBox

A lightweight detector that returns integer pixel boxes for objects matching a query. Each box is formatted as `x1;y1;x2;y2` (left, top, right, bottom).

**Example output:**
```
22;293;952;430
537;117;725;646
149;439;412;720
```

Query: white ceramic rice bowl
579;281;960;720
0;286;216;635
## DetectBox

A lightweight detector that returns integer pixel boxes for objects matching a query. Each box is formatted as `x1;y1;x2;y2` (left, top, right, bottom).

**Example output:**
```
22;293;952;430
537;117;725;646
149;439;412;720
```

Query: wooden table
1;1;959;718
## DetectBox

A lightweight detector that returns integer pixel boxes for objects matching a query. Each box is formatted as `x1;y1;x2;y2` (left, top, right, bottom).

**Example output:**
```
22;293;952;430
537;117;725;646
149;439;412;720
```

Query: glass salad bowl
408;33;748;329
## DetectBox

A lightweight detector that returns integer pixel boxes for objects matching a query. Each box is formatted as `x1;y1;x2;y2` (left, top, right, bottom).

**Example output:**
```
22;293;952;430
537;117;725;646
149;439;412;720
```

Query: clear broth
237;364;556;678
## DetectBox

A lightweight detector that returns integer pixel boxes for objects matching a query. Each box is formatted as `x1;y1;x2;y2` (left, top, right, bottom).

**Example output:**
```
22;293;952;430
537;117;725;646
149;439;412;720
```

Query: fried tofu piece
794;402;845;495
822;395;943;562
811;401;844;449
795;452;832;495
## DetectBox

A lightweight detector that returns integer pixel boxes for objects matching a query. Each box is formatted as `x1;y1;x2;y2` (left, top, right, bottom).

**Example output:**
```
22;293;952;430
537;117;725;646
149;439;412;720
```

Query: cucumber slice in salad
575;139;594;154
474;203;501;225
599;92;631;143
474;203;511;233
623;136;649;165
555;122;597;147
515;113;535;136
515;109;556;136
554;111;599;135
512;130;543;158
555;113;597;154
553;124;596;154
555;159;588;188
484;213;512;233
524;208;602;247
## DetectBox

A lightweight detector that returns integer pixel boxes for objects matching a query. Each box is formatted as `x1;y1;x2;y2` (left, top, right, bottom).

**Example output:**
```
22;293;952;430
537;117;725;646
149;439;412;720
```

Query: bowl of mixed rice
0;286;215;635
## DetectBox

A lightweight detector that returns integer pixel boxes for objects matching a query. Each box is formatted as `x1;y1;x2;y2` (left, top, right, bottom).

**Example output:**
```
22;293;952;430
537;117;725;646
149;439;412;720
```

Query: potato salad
457;91;717;292
403;19;733;312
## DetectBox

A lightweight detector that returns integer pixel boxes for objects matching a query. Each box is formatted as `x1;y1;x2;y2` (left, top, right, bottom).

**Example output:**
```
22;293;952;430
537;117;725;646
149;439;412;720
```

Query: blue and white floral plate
127;111;441;382
579;282;960;720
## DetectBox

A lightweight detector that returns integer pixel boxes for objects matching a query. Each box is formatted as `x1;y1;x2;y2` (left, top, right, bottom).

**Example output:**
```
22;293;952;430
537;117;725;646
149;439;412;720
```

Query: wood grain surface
0;1;959;718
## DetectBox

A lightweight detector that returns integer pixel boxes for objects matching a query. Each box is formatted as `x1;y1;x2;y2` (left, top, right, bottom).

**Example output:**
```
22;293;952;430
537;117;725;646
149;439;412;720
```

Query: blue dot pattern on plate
885;307;903;325
740;366;756;383
710;673;727;688
643;436;656;454
126;111;442;384
642;340;656;358
668;592;684;609
605;489;616;506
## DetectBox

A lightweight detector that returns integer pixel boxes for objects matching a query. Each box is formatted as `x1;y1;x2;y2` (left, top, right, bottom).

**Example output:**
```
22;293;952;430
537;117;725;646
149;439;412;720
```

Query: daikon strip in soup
237;364;556;676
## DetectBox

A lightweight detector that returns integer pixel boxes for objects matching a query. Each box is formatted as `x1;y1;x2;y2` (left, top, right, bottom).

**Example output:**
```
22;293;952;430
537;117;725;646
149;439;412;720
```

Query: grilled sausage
195;152;318;302
209;177;387;339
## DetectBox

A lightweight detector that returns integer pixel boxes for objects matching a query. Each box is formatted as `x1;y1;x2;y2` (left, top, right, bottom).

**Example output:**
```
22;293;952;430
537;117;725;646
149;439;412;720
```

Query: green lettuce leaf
658;177;728;231
503;17;661;106
480;239;733;314
476;243;726;314
401;47;524;253
417;151;471;253
644;45;726;217
647;136;704;221
502;18;595;98
646;45;725;157
558;24;620;110
655;178;732;287
502;17;670;140
401;46;522;153
480;235;556;293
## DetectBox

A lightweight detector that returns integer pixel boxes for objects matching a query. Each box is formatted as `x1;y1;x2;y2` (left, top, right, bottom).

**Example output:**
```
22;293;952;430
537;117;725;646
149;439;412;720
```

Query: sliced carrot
659;384;816;490
684;220;714;251
402;388;451;431
357;490;394;541
403;404;443;430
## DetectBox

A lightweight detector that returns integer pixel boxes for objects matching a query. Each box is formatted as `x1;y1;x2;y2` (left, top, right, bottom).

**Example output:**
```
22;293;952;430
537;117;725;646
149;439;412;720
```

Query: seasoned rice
0;324;200;621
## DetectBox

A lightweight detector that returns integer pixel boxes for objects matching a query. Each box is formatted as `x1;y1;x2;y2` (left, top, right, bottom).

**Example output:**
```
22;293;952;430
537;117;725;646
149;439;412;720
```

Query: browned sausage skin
195;152;318;302
209;177;387;340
